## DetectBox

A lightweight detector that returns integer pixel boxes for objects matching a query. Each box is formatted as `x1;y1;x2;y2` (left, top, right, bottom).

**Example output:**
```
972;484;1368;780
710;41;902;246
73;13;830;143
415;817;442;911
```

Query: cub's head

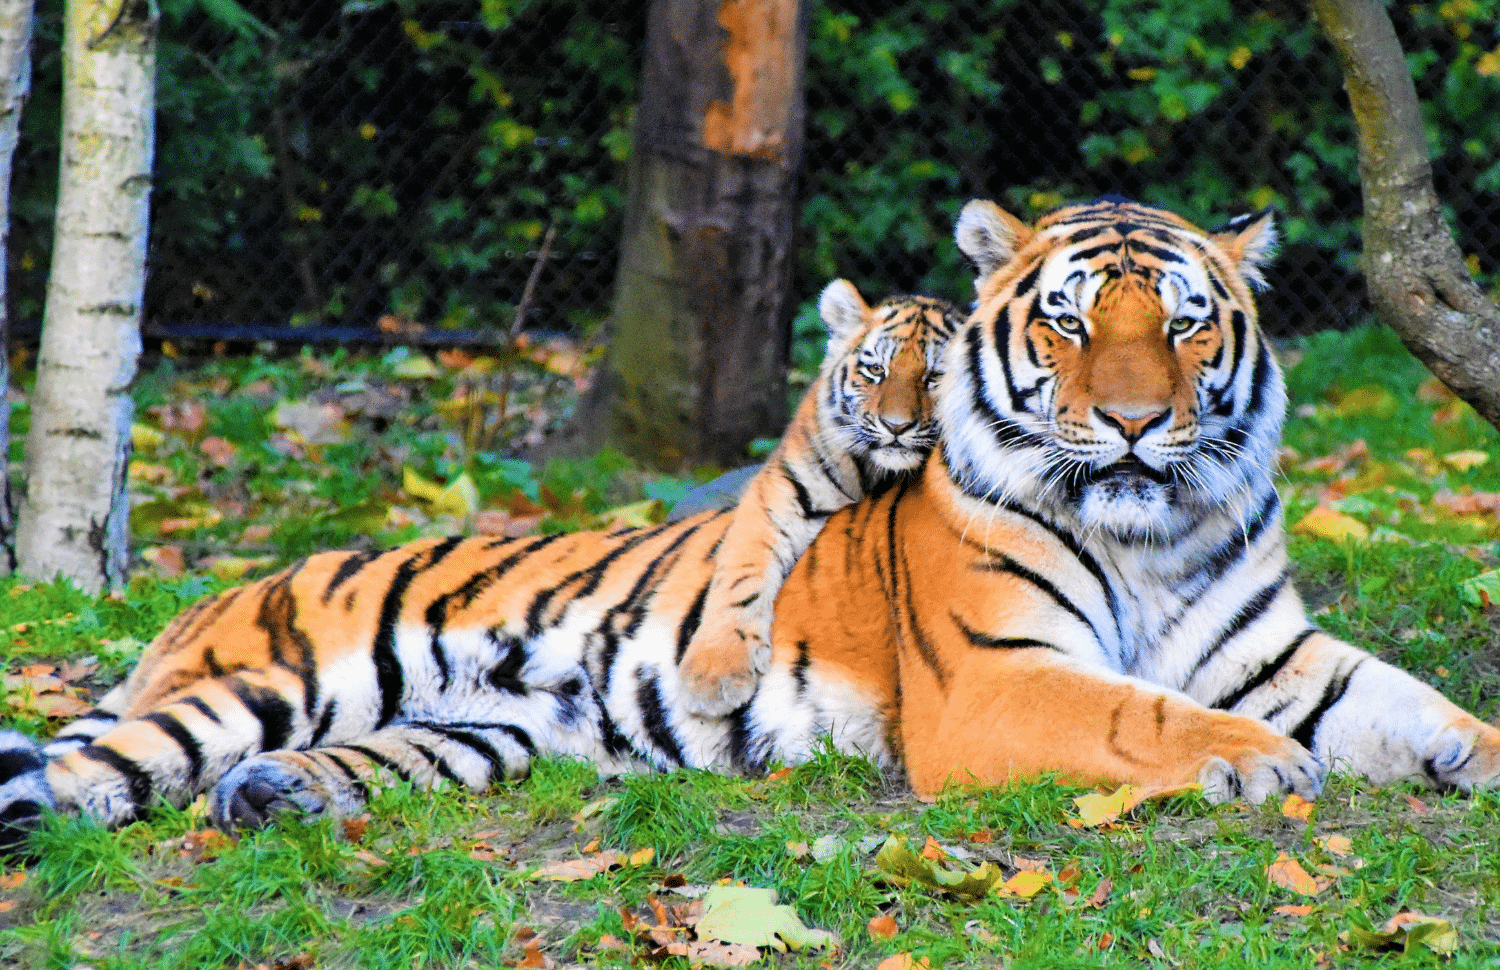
941;197;1284;539
817;280;962;472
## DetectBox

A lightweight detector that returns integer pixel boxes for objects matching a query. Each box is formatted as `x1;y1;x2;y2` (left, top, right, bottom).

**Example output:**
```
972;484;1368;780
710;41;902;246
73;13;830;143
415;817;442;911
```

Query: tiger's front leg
1203;629;1500;791
210;721;536;828
898;645;1326;803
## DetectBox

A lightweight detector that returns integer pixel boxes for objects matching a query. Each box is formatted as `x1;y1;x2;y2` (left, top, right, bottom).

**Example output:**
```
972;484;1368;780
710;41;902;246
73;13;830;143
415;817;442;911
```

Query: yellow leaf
1266;852;1319;895
1344;911;1458;957
1318;834;1354;855
391;354;441;379
1291;504;1368;544
1229;45;1252;69
1280;793;1314;820
1000;870;1053;899
402;468;479;519
603;499;666;529
628;846;655;866
1069;782;1201;827
131;423;166;453
1334;384;1397;418
1443;450;1489;472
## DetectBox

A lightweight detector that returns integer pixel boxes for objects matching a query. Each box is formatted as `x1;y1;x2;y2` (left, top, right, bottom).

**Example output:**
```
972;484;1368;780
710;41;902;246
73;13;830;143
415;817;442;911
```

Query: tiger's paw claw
1198;740;1324;805
678;615;770;718
211;756;334;830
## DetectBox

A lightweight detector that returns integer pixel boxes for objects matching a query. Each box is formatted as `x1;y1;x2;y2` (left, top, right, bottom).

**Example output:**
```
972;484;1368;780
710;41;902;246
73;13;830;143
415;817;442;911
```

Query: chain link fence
9;0;1500;342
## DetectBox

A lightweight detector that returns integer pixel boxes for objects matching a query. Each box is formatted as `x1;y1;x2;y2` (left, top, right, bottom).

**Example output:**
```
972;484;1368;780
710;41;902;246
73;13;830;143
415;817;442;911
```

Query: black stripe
1182;572;1289;685
1070;241;1119;262
675;580;711;662
454;532;570;609
1211;629;1316;712
141;712;205;787
781;458;823;519
597;525;703;695
524;526;670;638
993;500;1120;630
498;723;537;755
1011;261;1043;299
974;550;1097;640
373;538;463;728
791;639;811;697
226;677;296;751
1127;240;1187;264
410;743;466;787
901;551;948;689
182;695;222;724
635;666;686;766
309;700;338;747
485;633;531;695
79;745;154;808
0;747;44;780
415;724;509;780
727;702;755;770
953;613;1057;650
346;744;413;783
322;550;382;604
322;751;363;783
1288;660;1364;750
256;562;321;720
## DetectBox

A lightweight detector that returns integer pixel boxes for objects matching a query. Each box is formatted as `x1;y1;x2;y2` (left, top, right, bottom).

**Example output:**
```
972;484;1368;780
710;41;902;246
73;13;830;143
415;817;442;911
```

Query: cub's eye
1051;314;1085;335
860;362;886;380
1167;316;1198;336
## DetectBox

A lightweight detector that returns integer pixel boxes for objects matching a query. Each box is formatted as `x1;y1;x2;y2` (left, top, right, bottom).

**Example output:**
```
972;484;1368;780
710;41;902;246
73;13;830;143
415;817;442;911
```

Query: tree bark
16;0;155;592
1312;0;1500;429
579;0;806;467
0;0;32;575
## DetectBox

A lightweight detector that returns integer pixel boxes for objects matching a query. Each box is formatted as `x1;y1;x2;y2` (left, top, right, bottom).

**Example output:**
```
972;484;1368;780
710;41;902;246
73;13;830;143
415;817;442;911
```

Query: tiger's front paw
1197;738;1324;805
211;753;353;830
678;609;772;717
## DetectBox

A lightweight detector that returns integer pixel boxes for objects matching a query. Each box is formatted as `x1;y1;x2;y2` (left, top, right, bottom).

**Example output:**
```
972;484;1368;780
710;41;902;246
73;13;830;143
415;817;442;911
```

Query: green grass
4;326;1500;966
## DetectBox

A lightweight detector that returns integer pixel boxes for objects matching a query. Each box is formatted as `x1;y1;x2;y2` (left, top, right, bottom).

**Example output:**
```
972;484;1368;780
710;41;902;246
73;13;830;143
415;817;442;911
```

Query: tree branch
1311;0;1500;430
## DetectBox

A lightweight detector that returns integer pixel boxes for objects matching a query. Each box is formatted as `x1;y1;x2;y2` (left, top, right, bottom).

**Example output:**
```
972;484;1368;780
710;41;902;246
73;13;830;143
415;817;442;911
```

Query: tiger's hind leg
210;721;536;829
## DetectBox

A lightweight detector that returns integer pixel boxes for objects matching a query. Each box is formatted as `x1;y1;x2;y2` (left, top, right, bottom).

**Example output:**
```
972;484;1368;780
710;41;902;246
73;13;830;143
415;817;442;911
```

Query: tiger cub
676;281;960;715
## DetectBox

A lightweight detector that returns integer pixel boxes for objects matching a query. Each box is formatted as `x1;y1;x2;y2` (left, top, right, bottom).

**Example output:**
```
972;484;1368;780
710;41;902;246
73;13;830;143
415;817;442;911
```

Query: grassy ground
3;327;1500;968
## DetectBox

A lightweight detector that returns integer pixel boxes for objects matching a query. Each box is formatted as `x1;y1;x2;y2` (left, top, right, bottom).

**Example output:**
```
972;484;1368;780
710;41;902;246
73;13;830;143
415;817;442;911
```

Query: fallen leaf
1068;782;1201;828
1443;450;1489;473
1334;386;1396;418
516;937;554;969
875;957;930;970
967;827;993;844
531;851;624;882
603;498;666;529
999;870;1053;899
684;940;762;967
0;900;15;913
765;767;793;782
629;846;656;866
402;466;480;519
140;545;186;577
810;833;842;863
1291;504;1368;544
1403;794;1431;814
1266;853;1319;895
128;461;174;483
274;399;349;446
1343;911;1457;957
693;885;838;951
875;833;1006;900
1275;904;1316;917
341;816;369;843
1459;571;1500;612
1318;834;1354;855
919;837;948;861
1088;876;1112;908
1280;793;1315;820
868;914;898;939
199;436;238;467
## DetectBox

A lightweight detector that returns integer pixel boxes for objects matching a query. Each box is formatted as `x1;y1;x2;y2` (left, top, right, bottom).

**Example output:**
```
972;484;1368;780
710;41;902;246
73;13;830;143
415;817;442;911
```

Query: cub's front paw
677;608;772;717
211;754;344;830
1197;738;1324;805
1421;722;1500;791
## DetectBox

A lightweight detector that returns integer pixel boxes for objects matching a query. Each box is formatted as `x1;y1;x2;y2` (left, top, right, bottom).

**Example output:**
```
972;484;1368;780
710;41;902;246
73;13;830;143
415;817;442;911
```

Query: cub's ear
818;279;871;348
1212;209;1278;291
955;199;1032;282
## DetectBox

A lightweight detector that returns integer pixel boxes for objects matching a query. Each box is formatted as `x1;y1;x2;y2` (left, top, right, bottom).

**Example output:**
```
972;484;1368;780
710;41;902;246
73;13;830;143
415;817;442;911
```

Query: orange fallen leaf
875;956;930;970
766;767;793;782
0;900;15;913
1088;876;1113;908
1012;855;1049;872
966;828;993;844
517;937;554;969
1266;853;1319;895
868;914;898;939
0;872;26;889
1281;793;1315;820
1000;870;1053;899
341;815;369;844
1275;904;1316;917
919;837;948;861
1404;794;1431;814
1317;834;1354;855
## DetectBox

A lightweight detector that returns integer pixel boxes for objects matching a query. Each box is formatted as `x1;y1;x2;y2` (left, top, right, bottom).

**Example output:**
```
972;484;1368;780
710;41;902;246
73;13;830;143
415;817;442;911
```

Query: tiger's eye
1053;314;1084;335
1167;317;1197;334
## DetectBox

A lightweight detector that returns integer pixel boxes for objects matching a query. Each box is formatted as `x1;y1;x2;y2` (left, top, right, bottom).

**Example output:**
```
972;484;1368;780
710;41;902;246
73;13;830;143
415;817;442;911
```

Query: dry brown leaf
532;850;623;882
1088;876;1113;908
1404;794;1431;814
1011;855;1049;872
516;937;554;969
1266;853;1319;895
919;837;948;861
200;436;238;467
1275;904;1316;917
1433;490;1500;516
684;941;761;967
868;914;898;939
141;545;186;577
341;816;369;843
966;827;993;844
0;900;15;913
0;871;26;889
31;694;94;718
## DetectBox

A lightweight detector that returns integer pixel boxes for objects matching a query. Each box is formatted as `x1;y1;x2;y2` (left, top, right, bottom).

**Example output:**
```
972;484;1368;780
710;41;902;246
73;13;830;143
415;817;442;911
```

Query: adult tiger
677;282;959;716
3;196;1499;839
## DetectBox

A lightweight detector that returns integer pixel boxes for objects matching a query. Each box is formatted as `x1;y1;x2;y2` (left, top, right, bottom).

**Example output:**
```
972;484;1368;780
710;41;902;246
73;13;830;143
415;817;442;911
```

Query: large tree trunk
579;0;806;467
16;0;155;592
1312;0;1500;429
0;0;32;575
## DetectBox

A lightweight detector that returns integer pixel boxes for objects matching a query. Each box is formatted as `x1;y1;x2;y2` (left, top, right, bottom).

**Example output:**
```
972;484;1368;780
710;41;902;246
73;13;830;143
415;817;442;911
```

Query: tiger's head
817;280;962;472
941;196;1284;539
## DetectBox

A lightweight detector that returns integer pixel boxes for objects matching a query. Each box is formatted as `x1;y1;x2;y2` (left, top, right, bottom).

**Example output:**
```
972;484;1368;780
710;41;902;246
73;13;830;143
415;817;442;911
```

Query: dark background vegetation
8;0;1500;348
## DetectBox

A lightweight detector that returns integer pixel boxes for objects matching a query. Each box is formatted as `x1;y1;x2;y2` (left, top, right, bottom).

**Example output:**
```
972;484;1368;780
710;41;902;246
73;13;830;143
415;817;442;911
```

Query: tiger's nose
880;416;916;435
1095;407;1168;443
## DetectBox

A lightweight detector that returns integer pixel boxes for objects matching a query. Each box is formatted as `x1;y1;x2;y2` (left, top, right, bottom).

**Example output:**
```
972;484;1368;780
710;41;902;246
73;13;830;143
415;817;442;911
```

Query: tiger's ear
818;279;871;349
955;200;1032;282
1212;209;1278;291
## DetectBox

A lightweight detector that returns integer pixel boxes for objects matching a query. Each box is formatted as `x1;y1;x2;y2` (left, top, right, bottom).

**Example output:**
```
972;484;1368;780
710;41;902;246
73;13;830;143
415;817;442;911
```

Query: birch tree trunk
16;0;155;592
0;0;32;575
1312;0;1500;430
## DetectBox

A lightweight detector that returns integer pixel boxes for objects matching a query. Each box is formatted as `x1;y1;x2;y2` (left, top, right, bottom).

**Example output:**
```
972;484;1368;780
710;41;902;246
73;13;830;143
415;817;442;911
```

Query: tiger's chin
1073;460;1180;539
866;444;928;473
